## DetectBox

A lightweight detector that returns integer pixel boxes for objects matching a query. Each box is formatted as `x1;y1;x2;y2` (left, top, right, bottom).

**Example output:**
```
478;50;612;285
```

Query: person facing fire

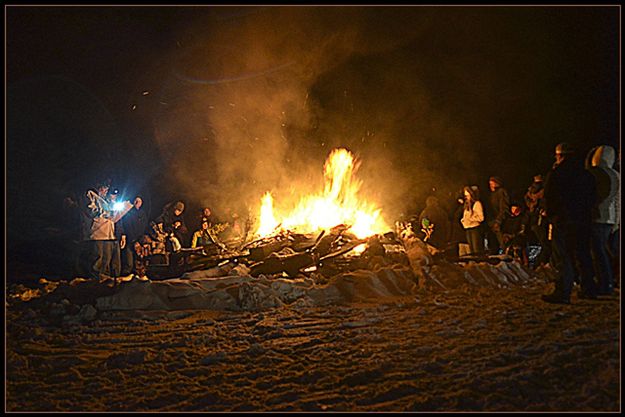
121;196;148;276
191;217;216;249
460;185;485;255
196;206;222;233
524;174;551;268
418;195;451;250
487;176;510;254
108;189;126;279
501;201;530;265
200;207;214;224
157;200;189;247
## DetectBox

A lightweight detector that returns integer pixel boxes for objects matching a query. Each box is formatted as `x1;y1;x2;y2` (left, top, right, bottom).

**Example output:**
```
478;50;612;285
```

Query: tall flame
257;192;280;237
255;148;387;239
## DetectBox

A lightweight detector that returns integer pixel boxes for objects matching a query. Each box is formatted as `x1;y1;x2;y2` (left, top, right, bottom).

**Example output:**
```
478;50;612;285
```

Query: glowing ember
255;148;388;239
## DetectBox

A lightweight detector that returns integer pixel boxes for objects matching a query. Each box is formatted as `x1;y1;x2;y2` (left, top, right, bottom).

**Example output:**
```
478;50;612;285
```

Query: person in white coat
460;185;485;255
586;145;620;295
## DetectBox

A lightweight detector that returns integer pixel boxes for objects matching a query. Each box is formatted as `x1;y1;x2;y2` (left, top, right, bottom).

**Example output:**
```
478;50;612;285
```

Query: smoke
148;7;498;226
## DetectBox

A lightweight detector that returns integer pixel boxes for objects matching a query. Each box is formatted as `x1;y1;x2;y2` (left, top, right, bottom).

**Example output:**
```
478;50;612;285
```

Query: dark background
6;5;619;278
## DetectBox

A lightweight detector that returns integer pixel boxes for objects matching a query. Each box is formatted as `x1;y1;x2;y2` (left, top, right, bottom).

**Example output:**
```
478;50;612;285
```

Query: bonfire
254;147;389;240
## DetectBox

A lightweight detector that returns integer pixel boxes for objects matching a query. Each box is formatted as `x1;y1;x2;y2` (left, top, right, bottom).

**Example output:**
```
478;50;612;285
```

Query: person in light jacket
460;185;485;255
586;145;620;295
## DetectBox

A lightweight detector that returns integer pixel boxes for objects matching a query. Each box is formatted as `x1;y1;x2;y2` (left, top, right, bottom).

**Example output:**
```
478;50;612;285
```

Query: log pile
170;224;412;282
142;220;534;292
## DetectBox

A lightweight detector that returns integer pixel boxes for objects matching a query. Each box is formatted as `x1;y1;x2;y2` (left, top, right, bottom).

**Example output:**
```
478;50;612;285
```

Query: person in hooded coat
586;145;620;295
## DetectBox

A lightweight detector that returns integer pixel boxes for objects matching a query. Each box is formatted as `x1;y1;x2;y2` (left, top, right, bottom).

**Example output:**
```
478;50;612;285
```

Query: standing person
608;148;620;286
487;176;510;254
121;196;149;276
586;145;620;296
108;189;127;280
542;142;598;304
524;174;551;268
86;180;115;281
450;192;469;256
418;195;451;250
460;185;485;255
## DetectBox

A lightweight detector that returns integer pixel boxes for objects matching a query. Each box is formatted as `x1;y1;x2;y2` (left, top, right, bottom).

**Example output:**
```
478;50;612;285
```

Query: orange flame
255;148;388;239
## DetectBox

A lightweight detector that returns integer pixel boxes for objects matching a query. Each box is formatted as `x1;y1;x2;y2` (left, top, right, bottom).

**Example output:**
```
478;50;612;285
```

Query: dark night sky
6;5;620;253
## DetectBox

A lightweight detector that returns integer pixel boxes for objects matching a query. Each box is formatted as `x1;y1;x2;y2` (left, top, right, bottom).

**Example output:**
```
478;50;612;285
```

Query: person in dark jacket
157;200;189;247
108;189;126;279
524;174;551;268
487;176;510;254
418;195;451;250
121;196;149;276
542;142;598;304
501;202;530;265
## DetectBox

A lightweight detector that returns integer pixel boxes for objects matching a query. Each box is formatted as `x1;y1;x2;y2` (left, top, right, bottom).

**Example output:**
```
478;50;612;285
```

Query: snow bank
9;237;543;316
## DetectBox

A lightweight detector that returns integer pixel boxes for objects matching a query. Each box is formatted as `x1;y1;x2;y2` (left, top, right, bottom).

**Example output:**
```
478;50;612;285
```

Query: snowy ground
5;258;620;412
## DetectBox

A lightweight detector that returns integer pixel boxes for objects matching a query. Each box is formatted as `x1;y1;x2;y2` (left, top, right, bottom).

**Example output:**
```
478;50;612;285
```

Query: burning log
247;226;370;278
186;251;250;272
249;248;316;278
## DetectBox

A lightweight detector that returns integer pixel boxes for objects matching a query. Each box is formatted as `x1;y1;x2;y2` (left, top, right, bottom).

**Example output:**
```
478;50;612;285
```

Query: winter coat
587;145;620;226
157;204;189;244
89;216;115;240
191;230;214;248
524;182;546;227
418;202;451;248
122;207;148;243
84;189;116;240
461;201;484;229
544;155;597;226
501;210;529;236
489;187;510;225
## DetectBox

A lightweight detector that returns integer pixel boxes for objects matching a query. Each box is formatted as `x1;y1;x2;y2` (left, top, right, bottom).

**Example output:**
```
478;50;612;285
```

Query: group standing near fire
66;142;619;303
410;142;619;304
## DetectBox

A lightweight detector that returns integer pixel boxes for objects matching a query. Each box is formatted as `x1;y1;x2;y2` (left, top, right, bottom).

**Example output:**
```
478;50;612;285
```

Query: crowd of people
64;180;248;285
63;142;619;304
415;143;620;304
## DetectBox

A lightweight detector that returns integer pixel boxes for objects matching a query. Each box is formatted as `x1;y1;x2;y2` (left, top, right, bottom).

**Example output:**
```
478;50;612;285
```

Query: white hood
591;145;616;168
